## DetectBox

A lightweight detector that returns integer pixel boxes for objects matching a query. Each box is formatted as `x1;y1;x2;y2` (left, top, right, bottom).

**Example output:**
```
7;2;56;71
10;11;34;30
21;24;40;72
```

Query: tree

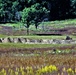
70;0;76;17
21;2;49;35
21;7;34;35
0;0;14;22
47;0;72;20
0;0;6;22
31;3;49;29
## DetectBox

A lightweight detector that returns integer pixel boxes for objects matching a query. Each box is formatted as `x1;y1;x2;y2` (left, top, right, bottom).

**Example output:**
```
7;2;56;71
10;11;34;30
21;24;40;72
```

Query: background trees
0;0;76;23
70;0;76;17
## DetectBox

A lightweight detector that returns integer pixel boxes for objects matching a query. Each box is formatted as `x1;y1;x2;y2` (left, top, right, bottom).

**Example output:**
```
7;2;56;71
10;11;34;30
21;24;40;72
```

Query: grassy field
0;19;76;36
0;19;76;29
12;35;76;39
0;43;51;48
0;19;76;75
0;43;76;75
0;42;76;75
0;43;74;48
0;54;76;75
41;19;76;28
0;35;76;40
22;18;75;30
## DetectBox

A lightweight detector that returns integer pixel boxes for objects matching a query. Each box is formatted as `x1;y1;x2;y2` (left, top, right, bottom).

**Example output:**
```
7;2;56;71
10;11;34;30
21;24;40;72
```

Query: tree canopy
21;2;49;34
0;0;76;23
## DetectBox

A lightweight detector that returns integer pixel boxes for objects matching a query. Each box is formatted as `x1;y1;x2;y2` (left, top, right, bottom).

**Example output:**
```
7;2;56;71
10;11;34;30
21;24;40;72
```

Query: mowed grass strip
0;43;75;48
9;35;66;39
3;35;76;40
0;34;67;39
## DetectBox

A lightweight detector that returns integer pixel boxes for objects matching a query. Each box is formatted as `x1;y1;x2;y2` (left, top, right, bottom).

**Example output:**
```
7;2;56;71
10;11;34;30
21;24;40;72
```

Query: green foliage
71;0;76;15
21;7;34;34
30;3;49;29
12;1;19;12
21;2;49;34
0;0;76;23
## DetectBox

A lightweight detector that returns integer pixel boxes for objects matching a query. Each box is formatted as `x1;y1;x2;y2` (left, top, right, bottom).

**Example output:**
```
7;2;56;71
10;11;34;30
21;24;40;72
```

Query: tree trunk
35;23;38;29
27;27;29;35
26;23;30;35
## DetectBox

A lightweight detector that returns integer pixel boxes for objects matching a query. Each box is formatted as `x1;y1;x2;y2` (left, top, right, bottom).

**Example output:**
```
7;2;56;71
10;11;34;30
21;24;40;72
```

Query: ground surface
0;19;76;75
0;44;76;75
0;39;76;75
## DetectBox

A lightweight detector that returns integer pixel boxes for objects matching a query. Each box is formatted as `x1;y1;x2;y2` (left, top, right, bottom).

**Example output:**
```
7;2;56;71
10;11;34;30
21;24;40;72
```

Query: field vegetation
0;0;76;74
0;19;76;75
0;34;76;40
0;19;76;36
0;41;76;75
0;56;76;75
0;19;76;29
0;43;75;48
0;47;76;75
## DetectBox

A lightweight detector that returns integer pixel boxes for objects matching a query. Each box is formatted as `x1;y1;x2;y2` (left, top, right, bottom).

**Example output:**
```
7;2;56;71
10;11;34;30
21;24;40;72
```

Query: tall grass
0;54;76;75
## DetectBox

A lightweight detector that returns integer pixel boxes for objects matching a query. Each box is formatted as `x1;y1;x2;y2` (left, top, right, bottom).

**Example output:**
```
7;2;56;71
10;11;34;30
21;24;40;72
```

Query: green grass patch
9;35;66;39
0;35;76;40
0;34;8;38
8;35;76;40
0;19;76;30
29;19;76;31
41;19;76;28
0;43;75;48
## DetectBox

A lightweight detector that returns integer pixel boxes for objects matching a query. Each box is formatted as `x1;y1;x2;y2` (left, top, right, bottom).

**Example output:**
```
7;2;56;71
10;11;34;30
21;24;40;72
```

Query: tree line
0;0;76;23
